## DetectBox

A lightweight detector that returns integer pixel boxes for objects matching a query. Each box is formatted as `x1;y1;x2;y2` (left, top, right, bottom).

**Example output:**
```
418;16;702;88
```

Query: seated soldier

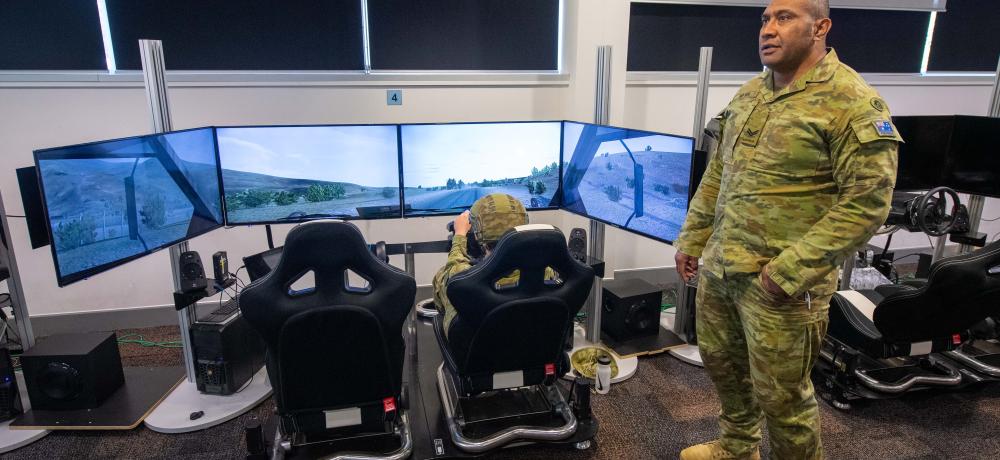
433;193;555;337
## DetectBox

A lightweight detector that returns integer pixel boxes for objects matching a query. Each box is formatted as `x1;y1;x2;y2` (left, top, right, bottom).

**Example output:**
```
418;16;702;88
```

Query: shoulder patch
870;97;886;112
873;120;895;137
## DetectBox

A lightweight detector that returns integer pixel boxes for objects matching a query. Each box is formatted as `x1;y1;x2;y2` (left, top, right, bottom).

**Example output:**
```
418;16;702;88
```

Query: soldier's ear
813;17;831;41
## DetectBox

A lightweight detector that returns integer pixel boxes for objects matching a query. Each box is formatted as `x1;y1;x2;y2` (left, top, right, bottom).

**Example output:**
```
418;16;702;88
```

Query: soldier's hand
675;251;699;283
760;265;788;298
453;211;472;236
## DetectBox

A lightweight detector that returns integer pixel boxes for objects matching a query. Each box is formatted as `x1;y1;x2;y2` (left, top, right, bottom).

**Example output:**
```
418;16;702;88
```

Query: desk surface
11;366;184;430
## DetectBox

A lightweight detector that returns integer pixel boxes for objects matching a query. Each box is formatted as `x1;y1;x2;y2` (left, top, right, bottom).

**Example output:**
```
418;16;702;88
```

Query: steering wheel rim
913;186;960;236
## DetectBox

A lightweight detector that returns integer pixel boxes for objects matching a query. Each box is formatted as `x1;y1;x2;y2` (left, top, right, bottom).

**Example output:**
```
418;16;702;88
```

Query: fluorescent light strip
920;11;937;74
361;0;372;73
558;0;565;73
97;0;116;74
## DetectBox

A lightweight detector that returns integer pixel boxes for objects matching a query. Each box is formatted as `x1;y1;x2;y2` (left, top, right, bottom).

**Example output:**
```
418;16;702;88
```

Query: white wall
1;0;997;319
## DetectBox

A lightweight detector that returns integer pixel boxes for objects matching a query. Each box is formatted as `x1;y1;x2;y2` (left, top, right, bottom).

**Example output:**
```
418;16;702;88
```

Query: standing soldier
675;0;900;458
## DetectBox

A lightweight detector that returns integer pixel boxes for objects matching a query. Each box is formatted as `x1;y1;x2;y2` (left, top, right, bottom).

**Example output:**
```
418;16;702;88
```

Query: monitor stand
661;311;704;367
144;366;270;433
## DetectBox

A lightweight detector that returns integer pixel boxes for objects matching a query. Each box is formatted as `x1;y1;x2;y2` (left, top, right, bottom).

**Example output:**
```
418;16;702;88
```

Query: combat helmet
469;193;528;247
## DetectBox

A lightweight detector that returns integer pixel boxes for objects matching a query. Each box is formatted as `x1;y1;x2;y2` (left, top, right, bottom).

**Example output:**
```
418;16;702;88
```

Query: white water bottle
595;353;612;394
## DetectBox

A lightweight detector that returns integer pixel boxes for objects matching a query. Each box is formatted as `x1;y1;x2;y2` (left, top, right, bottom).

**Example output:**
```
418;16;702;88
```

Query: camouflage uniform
675;50;900;459
433;194;529;336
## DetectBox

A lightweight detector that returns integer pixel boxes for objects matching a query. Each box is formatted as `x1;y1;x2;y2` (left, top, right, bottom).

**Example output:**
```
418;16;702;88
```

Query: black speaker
601;278;662;342
568;227;587;262
212;251;229;282
179;251;208;293
0;348;23;421
20;332;125;410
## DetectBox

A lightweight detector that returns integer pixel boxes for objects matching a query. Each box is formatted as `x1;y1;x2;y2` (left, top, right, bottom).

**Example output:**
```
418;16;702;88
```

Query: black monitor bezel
33;126;224;287
891;115;954;193
559;121;696;245
941;115;1000;199
399;120;565;219
214;123;406;225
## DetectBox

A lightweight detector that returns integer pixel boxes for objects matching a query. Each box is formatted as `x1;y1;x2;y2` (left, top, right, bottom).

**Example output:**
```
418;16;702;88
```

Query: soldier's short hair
807;0;830;19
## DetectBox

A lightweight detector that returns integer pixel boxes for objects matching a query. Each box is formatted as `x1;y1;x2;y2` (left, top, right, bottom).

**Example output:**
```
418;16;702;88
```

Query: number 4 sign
387;89;402;106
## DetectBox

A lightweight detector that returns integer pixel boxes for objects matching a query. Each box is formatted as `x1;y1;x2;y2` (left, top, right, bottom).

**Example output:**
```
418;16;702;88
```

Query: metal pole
585;220;606;343
594;45;612;126
692;47;713;152
584;46;612;343
0;190;36;349
139;39;195;383
404;249;416;278
989;55;1000;119
673;48;712;336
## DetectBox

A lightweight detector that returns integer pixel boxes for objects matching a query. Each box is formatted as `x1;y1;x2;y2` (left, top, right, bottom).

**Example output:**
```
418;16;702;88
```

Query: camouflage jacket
675;50;900;298
434;235;476;335
433;234;555;336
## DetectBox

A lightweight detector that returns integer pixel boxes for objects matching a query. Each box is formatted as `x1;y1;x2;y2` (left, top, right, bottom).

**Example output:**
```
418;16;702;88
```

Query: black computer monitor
400;121;562;217
942;115;1000;198
892;115;953;192
561;121;695;244
216;125;402;224
689;149;709;204
16;166;51;249
34;127;223;287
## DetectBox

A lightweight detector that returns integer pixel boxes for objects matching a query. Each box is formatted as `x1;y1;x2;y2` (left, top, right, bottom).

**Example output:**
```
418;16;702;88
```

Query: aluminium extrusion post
139;39;197;383
0;190;35;350
584;46;612;344
669;48;712;365
142;39;271;435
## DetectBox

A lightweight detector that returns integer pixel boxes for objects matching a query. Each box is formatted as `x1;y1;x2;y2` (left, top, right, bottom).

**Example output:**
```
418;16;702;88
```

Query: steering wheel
911;186;961;236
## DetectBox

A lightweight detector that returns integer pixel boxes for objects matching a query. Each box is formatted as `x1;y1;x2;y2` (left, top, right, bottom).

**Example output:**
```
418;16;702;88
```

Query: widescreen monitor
35;128;223;286
401;121;562;217
561;122;694;244
217;125;402;224
892;115;953;192
942;115;1000;198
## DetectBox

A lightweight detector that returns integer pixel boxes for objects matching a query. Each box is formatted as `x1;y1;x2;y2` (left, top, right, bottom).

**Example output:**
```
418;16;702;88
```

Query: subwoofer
601;278;662;342
20;332;125;410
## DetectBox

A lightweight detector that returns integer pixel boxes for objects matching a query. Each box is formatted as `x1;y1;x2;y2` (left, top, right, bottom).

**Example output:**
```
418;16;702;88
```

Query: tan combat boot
679;441;760;460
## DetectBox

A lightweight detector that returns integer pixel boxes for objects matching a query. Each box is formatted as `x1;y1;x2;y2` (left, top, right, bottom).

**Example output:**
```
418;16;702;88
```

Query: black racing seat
829;239;1000;360
433;224;594;453
239;220;416;456
436;224;594;396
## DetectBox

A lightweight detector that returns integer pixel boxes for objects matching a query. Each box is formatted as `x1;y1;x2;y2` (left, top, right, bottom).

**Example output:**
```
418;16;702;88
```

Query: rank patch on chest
873;120;894;137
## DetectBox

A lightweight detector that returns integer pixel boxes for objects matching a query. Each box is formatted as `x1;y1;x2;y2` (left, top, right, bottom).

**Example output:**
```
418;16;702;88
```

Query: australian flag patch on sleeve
873;120;895;137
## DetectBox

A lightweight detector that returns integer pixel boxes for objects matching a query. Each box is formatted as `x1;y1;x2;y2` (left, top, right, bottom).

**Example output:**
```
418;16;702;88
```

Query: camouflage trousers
695;270;832;460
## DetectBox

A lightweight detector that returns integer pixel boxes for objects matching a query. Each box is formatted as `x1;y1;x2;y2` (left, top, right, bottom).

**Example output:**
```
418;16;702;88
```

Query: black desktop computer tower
0;348;22;421
192;311;266;395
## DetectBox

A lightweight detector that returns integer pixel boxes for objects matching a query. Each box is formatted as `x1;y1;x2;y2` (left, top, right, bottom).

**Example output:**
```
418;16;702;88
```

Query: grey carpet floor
6;325;1000;459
